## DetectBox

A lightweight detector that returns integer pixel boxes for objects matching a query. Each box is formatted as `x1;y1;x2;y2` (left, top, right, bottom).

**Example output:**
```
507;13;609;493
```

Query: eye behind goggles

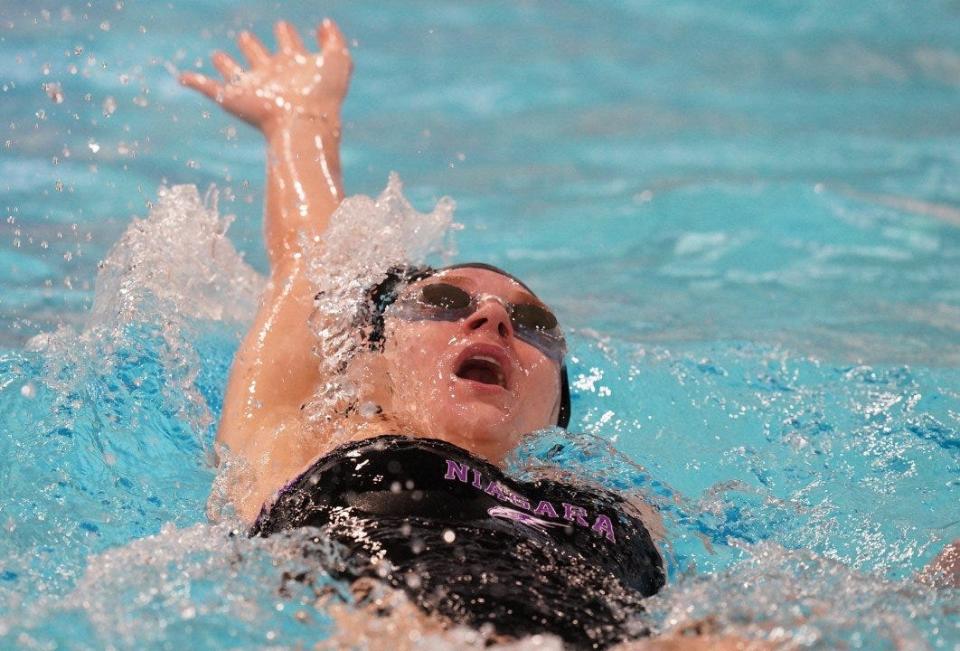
391;281;567;364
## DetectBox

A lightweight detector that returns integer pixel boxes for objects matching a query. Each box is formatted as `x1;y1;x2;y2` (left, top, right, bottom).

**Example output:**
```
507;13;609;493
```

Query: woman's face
373;267;563;463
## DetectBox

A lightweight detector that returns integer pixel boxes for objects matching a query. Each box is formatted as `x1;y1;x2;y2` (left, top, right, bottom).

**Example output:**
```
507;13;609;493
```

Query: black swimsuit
251;435;665;649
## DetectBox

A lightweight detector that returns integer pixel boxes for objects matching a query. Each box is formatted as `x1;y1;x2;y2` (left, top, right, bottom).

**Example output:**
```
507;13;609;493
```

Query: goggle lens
419;283;472;310
392;282;566;361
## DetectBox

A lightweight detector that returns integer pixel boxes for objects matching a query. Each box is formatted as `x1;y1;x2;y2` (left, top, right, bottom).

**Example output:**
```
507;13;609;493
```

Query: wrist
262;109;343;142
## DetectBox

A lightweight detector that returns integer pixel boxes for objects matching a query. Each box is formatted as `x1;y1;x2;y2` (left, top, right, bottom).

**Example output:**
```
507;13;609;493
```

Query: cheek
382;323;467;434
384;322;451;386
516;351;560;419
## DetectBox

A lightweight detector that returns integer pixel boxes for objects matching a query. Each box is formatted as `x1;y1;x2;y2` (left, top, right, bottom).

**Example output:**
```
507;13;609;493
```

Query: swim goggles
387;281;567;363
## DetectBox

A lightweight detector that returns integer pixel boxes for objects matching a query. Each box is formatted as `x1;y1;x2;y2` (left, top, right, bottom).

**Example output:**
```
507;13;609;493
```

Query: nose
464;297;514;340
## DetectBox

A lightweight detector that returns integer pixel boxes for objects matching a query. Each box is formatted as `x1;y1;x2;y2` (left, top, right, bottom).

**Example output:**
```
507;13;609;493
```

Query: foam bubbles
643;541;952;649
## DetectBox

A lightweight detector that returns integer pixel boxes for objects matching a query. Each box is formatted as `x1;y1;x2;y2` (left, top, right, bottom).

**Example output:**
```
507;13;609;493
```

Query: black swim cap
362;263;571;429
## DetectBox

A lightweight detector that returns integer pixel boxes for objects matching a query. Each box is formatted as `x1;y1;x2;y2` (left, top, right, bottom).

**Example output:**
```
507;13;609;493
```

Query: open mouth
454;348;510;389
456;356;506;387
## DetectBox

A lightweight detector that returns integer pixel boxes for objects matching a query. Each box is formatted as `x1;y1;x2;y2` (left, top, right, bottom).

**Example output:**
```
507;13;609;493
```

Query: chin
433;403;518;457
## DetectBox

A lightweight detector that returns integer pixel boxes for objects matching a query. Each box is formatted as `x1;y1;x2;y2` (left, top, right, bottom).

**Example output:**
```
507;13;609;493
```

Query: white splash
89;184;263;326
302;172;456;428
27;184;263;446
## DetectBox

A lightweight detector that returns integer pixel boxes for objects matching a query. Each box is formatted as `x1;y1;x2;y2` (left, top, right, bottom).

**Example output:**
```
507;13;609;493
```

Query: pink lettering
562;503;590;527
533;500;559;519
591;514;616;543
484;480;506;500
441;462;612;540
501;490;530;510
444;460;470;483
511;495;531;510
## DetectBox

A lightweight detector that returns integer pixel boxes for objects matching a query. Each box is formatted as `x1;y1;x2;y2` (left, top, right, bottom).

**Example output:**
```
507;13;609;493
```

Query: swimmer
178;19;573;524
180;19;666;648
179;18;956;649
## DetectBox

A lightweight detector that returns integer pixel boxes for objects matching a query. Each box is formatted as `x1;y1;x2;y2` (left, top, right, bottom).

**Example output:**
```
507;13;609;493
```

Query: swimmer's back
252;435;665;649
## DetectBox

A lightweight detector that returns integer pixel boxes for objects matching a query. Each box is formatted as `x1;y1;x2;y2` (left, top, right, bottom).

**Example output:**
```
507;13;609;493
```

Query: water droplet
442;529;456;543
20;383;35;398
102;96;117;117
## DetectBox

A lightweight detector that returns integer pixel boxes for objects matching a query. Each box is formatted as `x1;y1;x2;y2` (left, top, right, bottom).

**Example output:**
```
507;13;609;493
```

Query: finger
237;30;270;67
178;72;224;102
317;17;348;53
212;51;243;80
275;20;306;54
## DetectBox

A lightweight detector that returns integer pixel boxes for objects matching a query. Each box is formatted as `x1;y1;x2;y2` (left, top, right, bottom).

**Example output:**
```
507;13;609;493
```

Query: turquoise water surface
1;1;959;648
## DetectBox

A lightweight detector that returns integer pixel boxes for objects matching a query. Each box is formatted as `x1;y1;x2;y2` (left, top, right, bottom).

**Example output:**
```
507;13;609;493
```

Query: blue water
2;1;959;648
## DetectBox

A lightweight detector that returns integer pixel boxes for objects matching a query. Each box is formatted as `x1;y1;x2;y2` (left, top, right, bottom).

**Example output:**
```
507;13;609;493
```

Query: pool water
1;1;958;648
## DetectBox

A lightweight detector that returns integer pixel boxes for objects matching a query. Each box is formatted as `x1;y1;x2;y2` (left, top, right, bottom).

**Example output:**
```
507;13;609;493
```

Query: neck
335;410;510;467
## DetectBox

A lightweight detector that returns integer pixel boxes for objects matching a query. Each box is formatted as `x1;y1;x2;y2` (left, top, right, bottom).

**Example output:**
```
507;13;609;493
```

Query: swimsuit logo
443;459;617;543
486;505;565;533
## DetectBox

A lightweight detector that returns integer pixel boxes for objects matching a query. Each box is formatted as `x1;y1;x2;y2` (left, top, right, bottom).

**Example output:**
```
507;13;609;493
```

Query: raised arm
182;20;351;265
180;20;352;488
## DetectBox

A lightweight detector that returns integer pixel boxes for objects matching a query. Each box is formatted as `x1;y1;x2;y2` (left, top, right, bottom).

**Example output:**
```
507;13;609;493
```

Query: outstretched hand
179;19;352;135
